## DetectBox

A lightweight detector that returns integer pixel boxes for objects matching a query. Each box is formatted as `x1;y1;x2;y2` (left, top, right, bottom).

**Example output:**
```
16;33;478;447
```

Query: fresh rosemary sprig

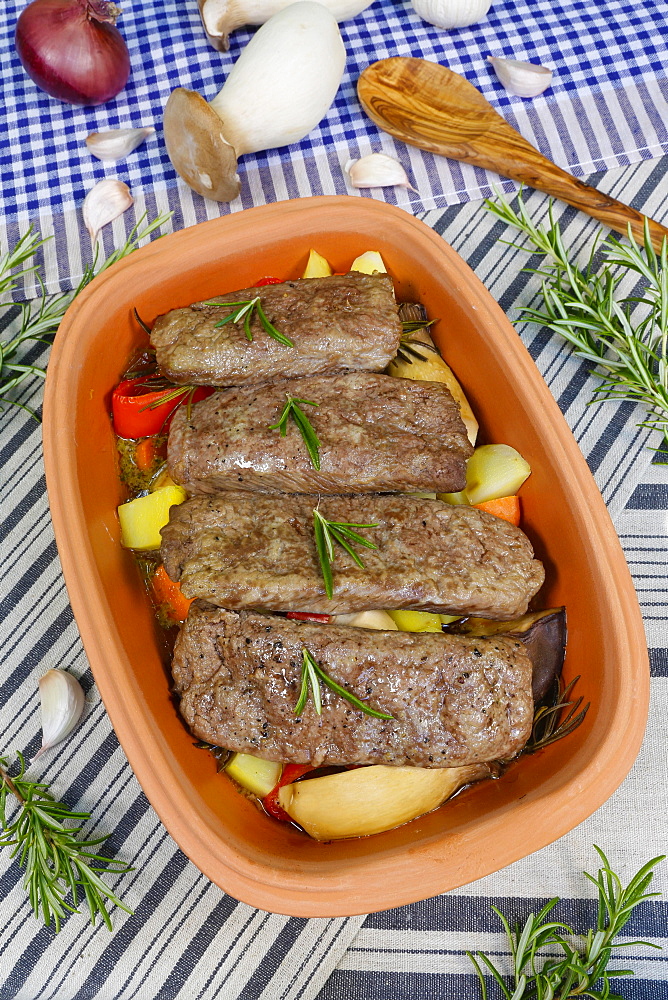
0;752;133;932
312;507;378;599
524;674;590;753
269;394;321;469
467;846;664;1000
486;191;668;453
295;648;394;719
397;318;439;364
205;296;293;347
0;211;173;419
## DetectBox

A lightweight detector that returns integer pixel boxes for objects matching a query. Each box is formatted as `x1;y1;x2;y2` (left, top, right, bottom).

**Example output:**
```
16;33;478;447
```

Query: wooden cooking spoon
358;57;668;250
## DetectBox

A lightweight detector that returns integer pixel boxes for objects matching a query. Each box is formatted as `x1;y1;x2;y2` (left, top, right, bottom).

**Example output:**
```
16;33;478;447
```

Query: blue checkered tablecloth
2;0;668;294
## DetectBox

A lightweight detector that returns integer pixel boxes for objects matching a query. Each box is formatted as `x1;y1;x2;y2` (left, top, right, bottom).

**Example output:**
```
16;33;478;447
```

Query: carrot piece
151;564;194;623
134;438;157;472
472;495;521;526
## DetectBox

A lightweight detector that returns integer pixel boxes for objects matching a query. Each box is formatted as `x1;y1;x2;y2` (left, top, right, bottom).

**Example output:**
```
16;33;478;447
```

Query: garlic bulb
83;179;134;244
345;153;418;192
488;56;553;97
85;127;155;162
410;0;491;30
35;669;85;758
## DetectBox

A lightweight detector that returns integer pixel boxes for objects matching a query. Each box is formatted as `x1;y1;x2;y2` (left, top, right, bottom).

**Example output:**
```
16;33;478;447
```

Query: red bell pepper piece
112;378;215;439
286;612;332;624
262;764;312;822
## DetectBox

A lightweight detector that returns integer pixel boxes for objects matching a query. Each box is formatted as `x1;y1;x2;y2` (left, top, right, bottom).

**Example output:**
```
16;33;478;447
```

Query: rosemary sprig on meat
0;752;133;932
205;297;294;347
312;508;378;599
269;394;321;469
486;191;668;453
467;846;664;1000
0;211;173;420
295;648;394;719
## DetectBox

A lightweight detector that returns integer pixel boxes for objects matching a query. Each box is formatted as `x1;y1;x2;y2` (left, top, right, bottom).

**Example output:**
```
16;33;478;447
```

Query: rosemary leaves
486;192;668;453
468;846;664;1000
206;296;293;347
312;508;378;599
0;752;133;932
1;211;173;419
295;648;394;719
269;394;321;469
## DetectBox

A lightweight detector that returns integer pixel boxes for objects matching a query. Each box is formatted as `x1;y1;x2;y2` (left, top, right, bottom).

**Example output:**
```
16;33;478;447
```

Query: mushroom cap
163;87;241;203
197;0;231;50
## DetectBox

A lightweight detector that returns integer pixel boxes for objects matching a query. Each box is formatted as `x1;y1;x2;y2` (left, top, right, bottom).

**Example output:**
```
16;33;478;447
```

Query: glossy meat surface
161;493;544;619
150;273;403;386
172;607;534;767
168;372;472;495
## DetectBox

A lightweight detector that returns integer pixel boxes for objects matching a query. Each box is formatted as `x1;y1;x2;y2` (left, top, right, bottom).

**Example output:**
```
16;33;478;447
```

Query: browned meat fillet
161;493;544;619
172;607;534;767
168;372;473;495
150;273;403;386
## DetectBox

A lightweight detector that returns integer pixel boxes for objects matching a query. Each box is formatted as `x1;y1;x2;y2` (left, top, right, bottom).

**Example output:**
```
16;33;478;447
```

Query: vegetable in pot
112;379;214;439
465;443;531;505
277;763;491;840
118;484;186;551
225;753;282;797
389;303;479;446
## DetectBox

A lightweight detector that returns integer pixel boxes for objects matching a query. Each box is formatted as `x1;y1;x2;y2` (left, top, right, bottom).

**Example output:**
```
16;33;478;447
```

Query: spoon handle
357;58;668;251
480;141;668;252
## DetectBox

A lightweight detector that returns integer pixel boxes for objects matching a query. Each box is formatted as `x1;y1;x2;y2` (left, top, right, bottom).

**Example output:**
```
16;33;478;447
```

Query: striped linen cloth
3;0;668;295
1;157;667;997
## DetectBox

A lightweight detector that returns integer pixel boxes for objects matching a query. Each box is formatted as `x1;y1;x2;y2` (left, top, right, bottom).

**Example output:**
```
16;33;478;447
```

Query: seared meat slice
172;607;534;767
150;273;403;386
161;493;544;619
168;372;472;495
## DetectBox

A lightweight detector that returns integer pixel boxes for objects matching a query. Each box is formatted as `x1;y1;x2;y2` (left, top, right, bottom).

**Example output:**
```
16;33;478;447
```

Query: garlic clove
345;153;418;192
35;669;86;758
410;0;491;29
488;56;553;98
83;179;134;245
85;126;156;162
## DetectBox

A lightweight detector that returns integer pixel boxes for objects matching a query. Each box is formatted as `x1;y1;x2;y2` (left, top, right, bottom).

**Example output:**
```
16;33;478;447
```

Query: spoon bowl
358;57;668;250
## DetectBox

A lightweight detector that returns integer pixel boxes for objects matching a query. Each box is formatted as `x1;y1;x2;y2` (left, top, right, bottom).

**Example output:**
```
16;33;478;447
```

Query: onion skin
15;0;130;106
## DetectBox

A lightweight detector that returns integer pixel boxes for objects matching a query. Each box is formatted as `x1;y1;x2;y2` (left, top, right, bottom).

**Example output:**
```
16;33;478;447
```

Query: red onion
15;0;131;106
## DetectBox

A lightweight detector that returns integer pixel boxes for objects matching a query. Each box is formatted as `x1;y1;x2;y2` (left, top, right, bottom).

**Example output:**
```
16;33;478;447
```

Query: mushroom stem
198;0;374;51
164;3;346;203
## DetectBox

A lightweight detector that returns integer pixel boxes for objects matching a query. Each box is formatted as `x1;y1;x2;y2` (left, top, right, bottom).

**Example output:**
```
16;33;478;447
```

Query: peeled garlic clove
346;153;418;192
35;669;85;758
411;0;491;29
85;127;156;162
83;179;134;245
488;56;553;97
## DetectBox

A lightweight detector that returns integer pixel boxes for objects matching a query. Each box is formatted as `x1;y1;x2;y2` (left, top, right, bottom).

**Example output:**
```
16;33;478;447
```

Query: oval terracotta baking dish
43;196;649;916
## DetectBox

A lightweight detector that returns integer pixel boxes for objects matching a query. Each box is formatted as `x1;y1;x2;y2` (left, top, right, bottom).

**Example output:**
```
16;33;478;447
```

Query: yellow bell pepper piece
386;610;443;633
118;484;186;551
